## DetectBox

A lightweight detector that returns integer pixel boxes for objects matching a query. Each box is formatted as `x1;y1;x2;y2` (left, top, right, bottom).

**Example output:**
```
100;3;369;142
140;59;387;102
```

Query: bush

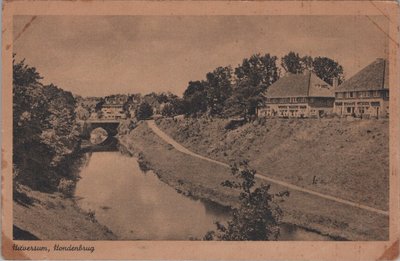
136;102;153;120
57;178;75;197
204;161;289;241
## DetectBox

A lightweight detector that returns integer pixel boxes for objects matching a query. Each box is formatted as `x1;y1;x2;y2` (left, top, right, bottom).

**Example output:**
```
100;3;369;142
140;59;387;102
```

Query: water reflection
80;137;119;153
75;152;229;240
75;149;332;241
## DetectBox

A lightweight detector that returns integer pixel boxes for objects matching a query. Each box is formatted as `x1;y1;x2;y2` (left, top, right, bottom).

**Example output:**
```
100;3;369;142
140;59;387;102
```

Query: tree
13;57;50;175
182;81;208;116
224;79;265;119
161;98;185;117
281;52;303;74
235;53;280;89
281;53;344;85
122;95;134;118
136;102;153;120
230;53;279;118
312;57;344;85
204;161;289;241
13;56;81;191
301;55;313;71
95;98;105;112
281;52;315;74
205;66;233;116
76;105;90;120
13;53;42;86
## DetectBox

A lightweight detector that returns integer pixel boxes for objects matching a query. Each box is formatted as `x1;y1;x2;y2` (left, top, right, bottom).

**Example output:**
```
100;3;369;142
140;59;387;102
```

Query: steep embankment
157;117;389;211
13;185;116;240
120;120;389;240
119;123;240;208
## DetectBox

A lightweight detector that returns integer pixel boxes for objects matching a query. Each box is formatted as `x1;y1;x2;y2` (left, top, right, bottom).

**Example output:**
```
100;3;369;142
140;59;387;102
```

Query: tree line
179;52;344;120
80;52;343;122
13;55;81;192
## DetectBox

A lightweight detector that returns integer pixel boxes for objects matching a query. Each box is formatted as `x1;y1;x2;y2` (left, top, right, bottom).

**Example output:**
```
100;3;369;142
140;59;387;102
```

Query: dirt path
147;120;388;216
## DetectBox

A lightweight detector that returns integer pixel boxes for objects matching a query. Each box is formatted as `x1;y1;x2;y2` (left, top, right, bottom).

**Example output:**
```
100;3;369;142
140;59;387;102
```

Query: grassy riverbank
13;185;116;240
120;121;388;240
157;117;389;211
119;123;240;208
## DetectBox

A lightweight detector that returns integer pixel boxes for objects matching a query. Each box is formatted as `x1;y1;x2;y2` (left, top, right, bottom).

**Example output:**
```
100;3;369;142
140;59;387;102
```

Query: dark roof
336;58;388;92
265;71;334;98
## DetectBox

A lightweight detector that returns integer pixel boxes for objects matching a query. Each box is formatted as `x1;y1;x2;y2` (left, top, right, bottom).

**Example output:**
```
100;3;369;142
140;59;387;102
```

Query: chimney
332;77;338;89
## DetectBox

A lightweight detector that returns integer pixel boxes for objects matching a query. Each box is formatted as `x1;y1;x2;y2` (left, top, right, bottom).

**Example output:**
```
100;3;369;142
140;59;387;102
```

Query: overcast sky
13;15;388;97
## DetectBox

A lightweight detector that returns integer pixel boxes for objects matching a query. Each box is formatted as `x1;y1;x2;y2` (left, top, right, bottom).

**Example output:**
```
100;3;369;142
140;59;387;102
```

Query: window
373;91;380;97
337;92;344;98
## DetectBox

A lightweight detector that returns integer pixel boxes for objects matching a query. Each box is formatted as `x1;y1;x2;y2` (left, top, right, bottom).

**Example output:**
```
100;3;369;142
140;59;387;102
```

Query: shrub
136;102;153;120
204;161;289;241
57;178;75;197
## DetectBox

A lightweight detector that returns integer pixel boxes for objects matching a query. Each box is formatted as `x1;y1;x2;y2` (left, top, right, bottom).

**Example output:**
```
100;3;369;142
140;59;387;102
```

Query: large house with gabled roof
258;70;335;118
333;58;389;118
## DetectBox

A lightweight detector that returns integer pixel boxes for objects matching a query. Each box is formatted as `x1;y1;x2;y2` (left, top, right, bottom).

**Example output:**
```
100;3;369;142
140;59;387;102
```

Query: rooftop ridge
336;58;388;92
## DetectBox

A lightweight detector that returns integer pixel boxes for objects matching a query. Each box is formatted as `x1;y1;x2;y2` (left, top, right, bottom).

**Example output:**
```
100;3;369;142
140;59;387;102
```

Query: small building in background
334;58;389;118
101;95;129;120
101;104;126;120
259;70;335;118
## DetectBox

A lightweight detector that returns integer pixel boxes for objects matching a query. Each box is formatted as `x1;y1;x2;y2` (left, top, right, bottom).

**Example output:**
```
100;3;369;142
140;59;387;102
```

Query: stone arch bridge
80;119;121;140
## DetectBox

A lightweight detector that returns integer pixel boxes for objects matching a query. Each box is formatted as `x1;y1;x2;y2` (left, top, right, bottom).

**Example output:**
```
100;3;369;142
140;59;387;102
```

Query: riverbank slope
119;120;388;240
157;117;389;211
13;185;116;240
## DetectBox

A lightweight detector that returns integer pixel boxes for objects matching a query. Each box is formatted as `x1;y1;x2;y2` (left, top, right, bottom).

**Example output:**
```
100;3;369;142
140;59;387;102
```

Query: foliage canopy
204;161;289;241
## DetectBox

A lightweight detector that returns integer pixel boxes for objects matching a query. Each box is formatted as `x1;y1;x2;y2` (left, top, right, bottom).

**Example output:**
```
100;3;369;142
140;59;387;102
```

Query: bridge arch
81;120;120;140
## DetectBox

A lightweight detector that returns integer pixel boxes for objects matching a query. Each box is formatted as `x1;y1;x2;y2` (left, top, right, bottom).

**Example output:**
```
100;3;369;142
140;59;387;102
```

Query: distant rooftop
265;71;334;98
336;58;389;92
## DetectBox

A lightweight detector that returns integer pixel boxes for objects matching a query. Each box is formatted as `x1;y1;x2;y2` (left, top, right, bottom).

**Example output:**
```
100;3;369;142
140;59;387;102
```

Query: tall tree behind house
281;52;344;85
228;54;280;118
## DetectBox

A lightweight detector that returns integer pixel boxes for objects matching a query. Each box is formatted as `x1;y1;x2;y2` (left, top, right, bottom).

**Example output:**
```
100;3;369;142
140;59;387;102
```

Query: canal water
75;150;331;241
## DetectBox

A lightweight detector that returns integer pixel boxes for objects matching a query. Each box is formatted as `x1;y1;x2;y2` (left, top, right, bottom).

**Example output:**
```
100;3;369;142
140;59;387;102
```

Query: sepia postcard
1;0;400;260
